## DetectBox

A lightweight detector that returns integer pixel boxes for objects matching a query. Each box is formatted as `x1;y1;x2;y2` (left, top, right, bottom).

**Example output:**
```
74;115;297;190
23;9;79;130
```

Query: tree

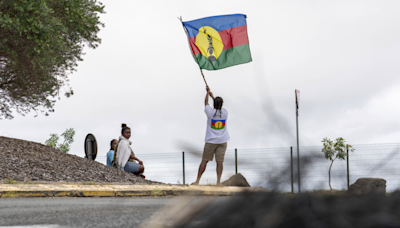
0;0;105;119
321;137;355;191
45;128;75;153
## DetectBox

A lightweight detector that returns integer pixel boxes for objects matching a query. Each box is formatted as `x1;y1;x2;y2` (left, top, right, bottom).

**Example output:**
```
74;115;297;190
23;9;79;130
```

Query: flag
211;119;226;130
182;14;252;70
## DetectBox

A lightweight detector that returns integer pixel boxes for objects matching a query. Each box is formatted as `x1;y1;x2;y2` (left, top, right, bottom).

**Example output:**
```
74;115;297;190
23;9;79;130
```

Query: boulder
349;178;386;194
222;173;251;187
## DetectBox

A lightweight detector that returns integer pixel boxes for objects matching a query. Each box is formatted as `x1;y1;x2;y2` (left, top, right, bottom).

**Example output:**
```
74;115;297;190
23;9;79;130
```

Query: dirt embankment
0;136;158;184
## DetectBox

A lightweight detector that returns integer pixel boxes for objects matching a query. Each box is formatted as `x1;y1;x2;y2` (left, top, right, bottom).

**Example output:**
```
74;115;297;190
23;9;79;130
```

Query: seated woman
113;123;145;176
106;139;117;167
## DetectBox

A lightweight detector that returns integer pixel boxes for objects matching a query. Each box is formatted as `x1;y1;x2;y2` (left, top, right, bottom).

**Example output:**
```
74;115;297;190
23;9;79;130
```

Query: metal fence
98;143;400;192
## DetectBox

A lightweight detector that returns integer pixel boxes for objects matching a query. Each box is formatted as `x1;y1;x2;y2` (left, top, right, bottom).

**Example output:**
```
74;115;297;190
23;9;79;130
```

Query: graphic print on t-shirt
211;119;226;130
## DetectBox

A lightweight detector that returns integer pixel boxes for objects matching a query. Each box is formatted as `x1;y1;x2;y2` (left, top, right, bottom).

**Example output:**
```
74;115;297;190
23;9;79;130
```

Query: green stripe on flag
194;44;252;70
211;125;225;130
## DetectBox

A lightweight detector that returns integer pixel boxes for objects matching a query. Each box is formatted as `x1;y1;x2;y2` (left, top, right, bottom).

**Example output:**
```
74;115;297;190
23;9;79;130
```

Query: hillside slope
0;136;156;184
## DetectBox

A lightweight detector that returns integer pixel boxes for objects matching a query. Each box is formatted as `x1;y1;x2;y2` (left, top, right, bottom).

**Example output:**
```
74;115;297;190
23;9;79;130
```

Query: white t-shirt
204;105;230;144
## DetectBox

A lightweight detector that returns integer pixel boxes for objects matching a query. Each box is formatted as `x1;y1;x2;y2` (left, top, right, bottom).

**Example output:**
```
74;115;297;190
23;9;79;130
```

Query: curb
0;184;268;198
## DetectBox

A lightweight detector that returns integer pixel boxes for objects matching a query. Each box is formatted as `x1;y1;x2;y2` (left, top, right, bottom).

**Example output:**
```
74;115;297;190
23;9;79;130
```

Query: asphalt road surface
0;197;175;228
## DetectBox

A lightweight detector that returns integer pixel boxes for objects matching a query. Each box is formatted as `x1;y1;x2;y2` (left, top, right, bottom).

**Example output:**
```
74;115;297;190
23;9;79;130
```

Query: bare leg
192;160;208;185
133;165;145;178
138;165;145;173
216;161;223;185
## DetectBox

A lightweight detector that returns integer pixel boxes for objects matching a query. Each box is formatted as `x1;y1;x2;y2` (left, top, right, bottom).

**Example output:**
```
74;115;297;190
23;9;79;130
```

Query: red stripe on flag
188;36;200;55
220;25;249;50
187;25;249;55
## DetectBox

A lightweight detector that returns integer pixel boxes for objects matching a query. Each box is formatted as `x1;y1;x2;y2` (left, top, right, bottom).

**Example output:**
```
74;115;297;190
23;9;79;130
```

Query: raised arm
205;86;215;106
209;91;215;100
205;86;210;106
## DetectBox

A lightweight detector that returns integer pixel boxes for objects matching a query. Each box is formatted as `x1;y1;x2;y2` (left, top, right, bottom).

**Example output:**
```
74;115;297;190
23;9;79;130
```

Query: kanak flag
182;14;252;70
211;119;226;130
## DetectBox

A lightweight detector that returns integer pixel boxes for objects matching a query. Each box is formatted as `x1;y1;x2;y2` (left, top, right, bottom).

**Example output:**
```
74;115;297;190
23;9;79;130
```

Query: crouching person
113;123;145;177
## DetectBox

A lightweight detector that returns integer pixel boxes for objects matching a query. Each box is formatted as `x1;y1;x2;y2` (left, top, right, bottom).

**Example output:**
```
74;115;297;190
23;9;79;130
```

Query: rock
349;178;386;194
222;173;250;187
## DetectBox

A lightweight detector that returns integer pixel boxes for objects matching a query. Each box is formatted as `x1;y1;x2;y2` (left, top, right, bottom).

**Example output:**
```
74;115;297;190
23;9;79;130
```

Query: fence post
295;90;301;193
291;146;294;194
346;145;349;190
297;146;301;193
182;151;185;185
235;148;238;174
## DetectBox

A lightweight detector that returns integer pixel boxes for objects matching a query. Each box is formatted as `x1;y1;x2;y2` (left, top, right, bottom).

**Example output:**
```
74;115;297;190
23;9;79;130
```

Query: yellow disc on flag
215;121;223;129
195;26;224;61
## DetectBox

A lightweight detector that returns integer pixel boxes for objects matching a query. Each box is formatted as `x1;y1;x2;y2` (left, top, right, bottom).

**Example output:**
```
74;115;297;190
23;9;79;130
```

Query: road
0;197;175;228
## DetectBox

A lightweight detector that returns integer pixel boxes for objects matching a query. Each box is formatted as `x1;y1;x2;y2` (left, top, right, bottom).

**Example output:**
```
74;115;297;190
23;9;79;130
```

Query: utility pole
295;89;300;193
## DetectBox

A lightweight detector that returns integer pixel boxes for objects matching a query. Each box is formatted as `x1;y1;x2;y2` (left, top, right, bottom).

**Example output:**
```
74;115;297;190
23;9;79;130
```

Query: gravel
0;136;160;184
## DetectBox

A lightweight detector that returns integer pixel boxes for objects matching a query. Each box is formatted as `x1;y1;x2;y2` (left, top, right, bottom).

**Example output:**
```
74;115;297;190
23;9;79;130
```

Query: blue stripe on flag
182;14;247;38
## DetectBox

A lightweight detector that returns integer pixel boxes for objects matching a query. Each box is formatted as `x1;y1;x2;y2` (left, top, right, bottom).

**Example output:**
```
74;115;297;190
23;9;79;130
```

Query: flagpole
178;16;210;88
199;69;209;88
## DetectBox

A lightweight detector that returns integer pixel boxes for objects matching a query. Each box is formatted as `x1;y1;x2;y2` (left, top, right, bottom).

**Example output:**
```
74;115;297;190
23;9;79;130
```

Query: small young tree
322;137;355;191
45;128;75;153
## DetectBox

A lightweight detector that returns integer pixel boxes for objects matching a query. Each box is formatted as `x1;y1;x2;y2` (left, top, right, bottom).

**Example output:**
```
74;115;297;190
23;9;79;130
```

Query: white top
115;135;132;170
204;105;230;144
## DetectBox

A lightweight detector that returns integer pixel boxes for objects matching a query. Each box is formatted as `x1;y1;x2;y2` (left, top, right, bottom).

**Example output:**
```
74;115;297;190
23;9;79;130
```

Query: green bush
45;128;75;153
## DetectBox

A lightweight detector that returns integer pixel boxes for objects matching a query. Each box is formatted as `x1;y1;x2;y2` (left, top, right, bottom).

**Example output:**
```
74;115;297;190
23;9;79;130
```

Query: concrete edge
0;189;250;198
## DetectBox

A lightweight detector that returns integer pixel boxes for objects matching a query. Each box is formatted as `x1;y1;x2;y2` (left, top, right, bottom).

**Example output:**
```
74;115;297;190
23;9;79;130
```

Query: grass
80;181;95;185
4;178;17;184
4;192;15;198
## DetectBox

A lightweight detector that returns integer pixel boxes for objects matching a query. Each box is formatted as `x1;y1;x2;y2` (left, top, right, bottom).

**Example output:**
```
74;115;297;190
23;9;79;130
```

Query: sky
2;0;400;170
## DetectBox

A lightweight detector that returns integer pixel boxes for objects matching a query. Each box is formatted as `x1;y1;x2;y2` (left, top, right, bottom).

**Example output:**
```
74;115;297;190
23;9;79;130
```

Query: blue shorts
124;161;140;173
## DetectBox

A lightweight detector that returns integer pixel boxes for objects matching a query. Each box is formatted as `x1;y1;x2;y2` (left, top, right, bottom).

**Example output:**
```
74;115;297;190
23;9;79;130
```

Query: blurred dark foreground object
143;191;400;228
349;178;386;195
222;173;251;187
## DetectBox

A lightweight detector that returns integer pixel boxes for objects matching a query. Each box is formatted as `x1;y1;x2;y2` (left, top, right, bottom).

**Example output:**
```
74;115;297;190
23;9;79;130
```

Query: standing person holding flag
192;86;230;186
180;14;252;185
